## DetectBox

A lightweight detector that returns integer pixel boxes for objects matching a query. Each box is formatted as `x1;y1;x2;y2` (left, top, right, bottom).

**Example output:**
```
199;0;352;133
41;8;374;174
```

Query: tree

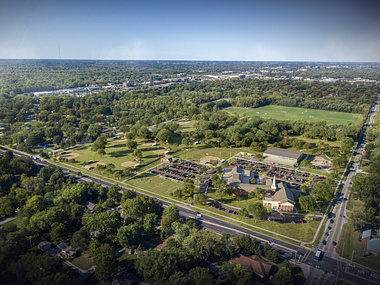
91;136;108;155
71;227;90;250
340;137;354;154
238;208;249;217
87;124;103;141
24;195;44;213
93;244;117;281
277;267;293;285
122;195;156;222
133;149;143;160
182;178;195;196
163;204;180;223
298;195;317;213
193;193;207;205
312;180;334;202
82;210;122;242
248;202;267;220
117;223;141;247
156;129;172;143
50;223;68;244
143;213;159;237
188;267;213;285
348;205;367;230
126;140;138;151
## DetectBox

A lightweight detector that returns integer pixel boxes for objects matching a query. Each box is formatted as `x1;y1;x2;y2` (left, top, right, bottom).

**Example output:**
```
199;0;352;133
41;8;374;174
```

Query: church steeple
271;176;277;191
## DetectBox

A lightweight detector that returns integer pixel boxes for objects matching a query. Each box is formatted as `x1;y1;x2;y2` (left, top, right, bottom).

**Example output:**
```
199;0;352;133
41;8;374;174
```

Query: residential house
229;254;274;279
38;241;51;252
362;229;380;255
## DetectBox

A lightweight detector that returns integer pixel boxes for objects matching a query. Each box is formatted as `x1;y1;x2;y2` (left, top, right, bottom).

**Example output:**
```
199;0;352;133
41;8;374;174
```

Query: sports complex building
263;147;303;166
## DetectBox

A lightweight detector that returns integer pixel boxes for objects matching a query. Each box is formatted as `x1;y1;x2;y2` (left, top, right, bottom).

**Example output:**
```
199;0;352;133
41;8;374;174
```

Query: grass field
125;173;181;197
174;145;245;162
175;120;196;134
337;223;380;270
226;105;363;126
207;189;261;208
71;253;94;270
61;138;167;171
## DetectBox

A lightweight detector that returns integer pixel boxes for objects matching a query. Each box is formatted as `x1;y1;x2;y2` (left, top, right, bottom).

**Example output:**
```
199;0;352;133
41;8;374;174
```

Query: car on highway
196;212;202;217
322;240;326;245
330;219;334;223
328;226;331;230
268;242;274;246
371;273;379;279
325;232;329;236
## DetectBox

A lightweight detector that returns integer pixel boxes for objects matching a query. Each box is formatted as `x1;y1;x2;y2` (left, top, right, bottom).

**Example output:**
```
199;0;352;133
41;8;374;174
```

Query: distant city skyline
0;0;379;62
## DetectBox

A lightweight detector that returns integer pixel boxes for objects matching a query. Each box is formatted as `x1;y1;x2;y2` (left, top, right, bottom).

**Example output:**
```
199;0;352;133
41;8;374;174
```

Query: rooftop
264;147;303;160
229;254;273;278
367;238;380;253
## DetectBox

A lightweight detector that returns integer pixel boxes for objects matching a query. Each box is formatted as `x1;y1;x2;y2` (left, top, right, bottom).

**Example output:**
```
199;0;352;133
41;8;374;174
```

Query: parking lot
230;158;325;188
149;159;215;194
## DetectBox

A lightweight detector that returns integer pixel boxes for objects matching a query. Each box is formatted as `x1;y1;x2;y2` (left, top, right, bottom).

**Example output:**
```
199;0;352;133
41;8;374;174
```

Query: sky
0;0;379;62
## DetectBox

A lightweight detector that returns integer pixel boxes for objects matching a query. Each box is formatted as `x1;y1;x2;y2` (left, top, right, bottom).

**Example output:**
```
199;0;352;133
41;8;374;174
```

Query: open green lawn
175;120;196;133
71;253;94;270
291;136;342;148
61;138;166;171
125;173;181;197
226;105;363;126
337;223;380;270
196;203;318;243
173;145;243;162
207;189;261;208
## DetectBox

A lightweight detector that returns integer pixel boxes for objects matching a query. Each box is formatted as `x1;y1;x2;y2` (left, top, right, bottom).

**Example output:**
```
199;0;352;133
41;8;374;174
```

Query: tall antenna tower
58;41;62;66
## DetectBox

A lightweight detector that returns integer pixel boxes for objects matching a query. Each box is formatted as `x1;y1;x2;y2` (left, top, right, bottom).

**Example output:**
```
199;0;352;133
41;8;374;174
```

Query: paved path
0;215;17;226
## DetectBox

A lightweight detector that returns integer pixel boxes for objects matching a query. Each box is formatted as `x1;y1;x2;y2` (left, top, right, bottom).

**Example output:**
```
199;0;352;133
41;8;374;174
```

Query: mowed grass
71;253;94;270
226;105;363;126
174;145;241;162
207;189;261;209
176;120;196;133
125;172;181;197
62;138;165;170
196;203;318;243
337;223;380;270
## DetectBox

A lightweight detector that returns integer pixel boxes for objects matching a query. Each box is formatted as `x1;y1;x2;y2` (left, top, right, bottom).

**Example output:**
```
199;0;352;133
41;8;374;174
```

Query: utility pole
350;250;355;263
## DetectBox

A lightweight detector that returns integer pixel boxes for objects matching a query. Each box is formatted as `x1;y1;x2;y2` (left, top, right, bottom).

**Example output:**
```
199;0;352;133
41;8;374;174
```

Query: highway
2;98;380;285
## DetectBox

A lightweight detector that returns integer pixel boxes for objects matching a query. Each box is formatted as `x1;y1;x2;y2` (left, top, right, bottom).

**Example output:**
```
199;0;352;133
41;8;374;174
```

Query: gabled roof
367;238;380;253
272;186;295;205
229;254;273;278
264;147;303;160
362;229;372;240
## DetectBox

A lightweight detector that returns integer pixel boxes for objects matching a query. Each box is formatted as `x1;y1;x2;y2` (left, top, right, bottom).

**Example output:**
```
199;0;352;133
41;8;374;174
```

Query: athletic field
226;105;363;125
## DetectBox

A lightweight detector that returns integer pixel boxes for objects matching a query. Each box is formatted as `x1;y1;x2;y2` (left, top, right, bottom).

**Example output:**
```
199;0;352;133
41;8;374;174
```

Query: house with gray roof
362;229;380;255
263;147;303;166
367;238;380;255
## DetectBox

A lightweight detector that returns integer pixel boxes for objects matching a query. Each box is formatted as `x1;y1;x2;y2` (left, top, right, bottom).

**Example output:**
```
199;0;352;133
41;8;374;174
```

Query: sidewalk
0;215;17;226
